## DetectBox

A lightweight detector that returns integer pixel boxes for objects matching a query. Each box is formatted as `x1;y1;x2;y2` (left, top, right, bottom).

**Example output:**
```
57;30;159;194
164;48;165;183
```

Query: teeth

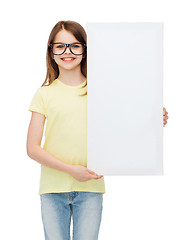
63;58;74;60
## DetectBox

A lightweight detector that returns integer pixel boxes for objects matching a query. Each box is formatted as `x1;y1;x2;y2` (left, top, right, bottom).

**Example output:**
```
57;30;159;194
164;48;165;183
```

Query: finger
96;174;103;178
87;168;95;173
89;172;102;179
88;169;98;176
97;175;103;179
87;171;97;177
92;174;100;179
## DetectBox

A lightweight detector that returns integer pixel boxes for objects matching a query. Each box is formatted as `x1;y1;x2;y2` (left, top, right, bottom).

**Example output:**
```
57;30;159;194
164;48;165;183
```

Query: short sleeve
28;87;46;116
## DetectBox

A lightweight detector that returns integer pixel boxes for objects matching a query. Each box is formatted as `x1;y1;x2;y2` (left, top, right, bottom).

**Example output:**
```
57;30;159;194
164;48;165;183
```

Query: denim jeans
40;191;103;240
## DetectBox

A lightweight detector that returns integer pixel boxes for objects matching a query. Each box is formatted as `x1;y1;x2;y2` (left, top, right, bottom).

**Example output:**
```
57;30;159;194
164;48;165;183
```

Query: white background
0;0;186;239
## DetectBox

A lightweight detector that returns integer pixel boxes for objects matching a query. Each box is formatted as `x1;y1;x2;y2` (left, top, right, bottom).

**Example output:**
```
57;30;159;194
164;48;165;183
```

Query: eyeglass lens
52;43;84;55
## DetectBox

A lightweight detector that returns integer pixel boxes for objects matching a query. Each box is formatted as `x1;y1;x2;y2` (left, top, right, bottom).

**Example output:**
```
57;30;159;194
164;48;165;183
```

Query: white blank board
86;22;163;175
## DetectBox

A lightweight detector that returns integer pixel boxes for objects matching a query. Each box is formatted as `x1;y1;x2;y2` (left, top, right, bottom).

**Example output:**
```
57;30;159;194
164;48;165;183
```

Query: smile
61;57;76;62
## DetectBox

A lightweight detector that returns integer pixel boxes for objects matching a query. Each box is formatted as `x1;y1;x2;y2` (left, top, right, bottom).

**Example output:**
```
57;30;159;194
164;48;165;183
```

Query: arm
26;112;72;174
26;112;102;181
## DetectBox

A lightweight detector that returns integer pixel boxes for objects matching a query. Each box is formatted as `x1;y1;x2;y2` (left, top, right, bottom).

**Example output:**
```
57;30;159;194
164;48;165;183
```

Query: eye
72;44;81;48
57;44;65;49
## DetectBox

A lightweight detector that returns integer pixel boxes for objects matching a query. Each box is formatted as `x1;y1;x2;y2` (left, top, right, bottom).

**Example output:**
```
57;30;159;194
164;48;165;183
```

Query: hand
163;107;169;127
69;165;103;182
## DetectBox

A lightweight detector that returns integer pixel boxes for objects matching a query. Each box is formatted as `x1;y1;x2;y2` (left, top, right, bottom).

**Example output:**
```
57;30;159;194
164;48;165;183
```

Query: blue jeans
40;191;103;240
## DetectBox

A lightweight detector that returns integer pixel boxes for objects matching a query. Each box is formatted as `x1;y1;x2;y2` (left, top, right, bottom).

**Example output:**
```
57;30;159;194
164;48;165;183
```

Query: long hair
41;20;87;96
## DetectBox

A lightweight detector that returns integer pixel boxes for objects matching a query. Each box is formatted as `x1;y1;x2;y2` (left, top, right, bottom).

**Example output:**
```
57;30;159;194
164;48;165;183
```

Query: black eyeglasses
49;42;87;55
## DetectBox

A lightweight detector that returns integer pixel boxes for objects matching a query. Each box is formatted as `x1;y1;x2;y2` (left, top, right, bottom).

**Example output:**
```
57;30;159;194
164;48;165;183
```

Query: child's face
51;29;84;71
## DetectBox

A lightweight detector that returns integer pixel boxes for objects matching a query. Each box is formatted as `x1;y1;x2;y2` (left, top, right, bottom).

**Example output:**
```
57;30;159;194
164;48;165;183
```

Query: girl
27;20;169;240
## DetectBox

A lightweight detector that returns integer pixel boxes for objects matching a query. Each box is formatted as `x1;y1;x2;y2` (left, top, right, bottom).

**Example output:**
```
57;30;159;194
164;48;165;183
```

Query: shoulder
35;80;59;103
32;79;58;102
36;81;55;96
37;85;48;95
31;86;47;103
39;80;57;93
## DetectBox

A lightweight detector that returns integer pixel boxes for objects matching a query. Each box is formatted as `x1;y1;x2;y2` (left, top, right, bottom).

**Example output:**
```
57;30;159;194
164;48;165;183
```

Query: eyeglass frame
49;42;87;55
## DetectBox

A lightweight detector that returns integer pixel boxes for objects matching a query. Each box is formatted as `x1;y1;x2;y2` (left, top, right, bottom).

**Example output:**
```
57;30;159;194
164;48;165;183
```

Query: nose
64;45;71;54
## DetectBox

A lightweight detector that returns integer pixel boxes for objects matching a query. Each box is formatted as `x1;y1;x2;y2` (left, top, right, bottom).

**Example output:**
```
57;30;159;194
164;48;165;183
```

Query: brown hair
41;20;87;96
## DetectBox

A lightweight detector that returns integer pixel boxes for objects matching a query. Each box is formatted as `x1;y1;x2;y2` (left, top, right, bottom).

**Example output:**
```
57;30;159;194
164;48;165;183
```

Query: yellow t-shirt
28;78;106;195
